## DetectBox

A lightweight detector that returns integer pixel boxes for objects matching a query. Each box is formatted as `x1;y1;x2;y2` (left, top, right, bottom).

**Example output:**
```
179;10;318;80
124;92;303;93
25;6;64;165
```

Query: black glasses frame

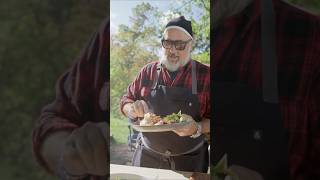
161;39;192;50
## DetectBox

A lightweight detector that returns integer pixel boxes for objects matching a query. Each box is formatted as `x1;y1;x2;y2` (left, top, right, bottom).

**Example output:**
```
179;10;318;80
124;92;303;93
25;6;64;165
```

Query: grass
110;115;130;144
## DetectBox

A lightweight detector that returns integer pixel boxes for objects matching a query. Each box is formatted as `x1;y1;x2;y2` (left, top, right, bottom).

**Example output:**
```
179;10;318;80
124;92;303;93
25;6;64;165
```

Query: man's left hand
172;114;198;136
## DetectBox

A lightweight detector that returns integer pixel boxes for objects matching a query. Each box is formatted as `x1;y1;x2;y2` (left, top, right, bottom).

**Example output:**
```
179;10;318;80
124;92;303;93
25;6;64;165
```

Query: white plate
131;120;192;132
110;173;149;180
110;164;190;180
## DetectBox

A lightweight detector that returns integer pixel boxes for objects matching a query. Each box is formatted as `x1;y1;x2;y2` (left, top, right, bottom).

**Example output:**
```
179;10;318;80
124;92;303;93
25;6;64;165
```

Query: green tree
111;3;160;118
110;1;210;119
167;0;210;64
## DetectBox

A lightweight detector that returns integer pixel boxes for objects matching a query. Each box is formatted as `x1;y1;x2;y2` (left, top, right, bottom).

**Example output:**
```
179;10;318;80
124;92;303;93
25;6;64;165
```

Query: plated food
139;111;188;126
132;111;193;132
139;113;163;126
212;154;238;180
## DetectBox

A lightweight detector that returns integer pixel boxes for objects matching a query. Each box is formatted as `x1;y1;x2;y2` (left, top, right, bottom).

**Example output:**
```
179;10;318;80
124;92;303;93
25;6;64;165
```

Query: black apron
212;0;289;179
132;60;209;173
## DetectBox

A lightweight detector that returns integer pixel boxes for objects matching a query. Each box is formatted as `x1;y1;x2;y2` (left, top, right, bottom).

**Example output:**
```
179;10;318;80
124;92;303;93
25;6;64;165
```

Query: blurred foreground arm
32;19;109;177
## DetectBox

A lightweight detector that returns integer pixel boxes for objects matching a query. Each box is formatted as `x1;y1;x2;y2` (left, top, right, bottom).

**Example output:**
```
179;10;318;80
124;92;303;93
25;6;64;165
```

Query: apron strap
161;154;176;170
261;0;278;103
151;63;162;89
152;61;197;95
191;60;198;95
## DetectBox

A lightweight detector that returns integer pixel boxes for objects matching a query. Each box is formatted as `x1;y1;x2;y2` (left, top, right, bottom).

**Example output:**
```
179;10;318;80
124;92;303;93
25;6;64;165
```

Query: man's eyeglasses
161;39;192;51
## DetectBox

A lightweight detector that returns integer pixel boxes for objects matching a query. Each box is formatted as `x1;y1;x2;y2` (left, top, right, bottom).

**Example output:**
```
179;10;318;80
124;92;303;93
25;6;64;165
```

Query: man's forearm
120;95;135;116
122;103;133;118
40;131;71;174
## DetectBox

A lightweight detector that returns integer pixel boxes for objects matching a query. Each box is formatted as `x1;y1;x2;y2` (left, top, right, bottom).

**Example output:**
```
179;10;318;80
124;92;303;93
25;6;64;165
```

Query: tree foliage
110;0;320;119
110;1;210;118
0;0;319;179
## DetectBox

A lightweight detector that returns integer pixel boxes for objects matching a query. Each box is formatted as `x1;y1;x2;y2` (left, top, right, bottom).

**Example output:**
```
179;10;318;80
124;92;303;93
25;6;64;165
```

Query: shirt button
253;130;262;140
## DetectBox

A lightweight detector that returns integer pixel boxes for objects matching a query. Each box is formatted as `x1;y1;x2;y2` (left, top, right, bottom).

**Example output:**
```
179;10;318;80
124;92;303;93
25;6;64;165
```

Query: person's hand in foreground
173;114;198;136
61;122;108;177
123;100;150;120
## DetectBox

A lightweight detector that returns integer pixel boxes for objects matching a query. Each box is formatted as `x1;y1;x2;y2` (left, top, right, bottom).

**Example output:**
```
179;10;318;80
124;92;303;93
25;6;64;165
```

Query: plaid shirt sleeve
32;20;109;180
196;62;211;120
119;70;143;115
279;4;320;179
119;62;157;115
306;63;320;179
214;1;320;179
303;19;320;179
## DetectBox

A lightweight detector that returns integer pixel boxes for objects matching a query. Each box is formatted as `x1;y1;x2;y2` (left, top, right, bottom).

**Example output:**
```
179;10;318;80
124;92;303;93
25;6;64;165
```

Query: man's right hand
62;122;108;176
123;100;150;120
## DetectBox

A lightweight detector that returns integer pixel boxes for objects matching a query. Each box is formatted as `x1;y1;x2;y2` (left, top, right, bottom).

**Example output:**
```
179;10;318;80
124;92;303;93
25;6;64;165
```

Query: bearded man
120;16;211;173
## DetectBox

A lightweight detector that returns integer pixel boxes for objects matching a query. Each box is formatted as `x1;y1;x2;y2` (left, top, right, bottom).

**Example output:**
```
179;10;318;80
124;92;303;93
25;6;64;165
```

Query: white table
110;164;193;180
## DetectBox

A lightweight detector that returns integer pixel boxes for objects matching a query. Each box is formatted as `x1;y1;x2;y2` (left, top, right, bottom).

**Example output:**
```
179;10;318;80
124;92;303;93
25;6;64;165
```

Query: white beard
159;47;191;72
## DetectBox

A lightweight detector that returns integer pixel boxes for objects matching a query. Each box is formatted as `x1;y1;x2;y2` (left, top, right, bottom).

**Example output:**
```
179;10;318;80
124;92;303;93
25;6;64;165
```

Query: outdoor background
110;0;210;165
0;0;319;179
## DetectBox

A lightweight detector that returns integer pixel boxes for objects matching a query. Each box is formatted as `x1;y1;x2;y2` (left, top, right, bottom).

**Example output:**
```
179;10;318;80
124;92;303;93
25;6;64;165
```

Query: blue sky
110;0;203;35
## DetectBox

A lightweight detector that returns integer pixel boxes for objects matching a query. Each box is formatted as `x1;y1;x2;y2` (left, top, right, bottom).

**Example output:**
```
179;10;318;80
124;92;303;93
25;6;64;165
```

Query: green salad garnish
212;154;239;180
163;110;183;124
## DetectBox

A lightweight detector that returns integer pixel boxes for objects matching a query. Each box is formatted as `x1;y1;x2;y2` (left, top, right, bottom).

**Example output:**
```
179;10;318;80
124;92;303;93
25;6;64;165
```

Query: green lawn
110;115;130;144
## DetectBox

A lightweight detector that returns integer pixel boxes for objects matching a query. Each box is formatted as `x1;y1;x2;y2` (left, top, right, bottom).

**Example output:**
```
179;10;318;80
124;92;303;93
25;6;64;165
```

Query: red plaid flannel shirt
120;60;211;121
32;20;109;180
213;0;320;179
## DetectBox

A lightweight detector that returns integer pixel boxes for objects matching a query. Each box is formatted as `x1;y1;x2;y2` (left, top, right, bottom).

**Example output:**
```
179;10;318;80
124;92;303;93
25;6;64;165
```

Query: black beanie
164;16;193;39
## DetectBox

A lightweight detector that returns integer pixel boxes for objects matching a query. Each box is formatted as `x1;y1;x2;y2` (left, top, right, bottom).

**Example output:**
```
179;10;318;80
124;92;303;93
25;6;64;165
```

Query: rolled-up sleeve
32;70;82;173
119;64;153;116
306;56;320;179
32;19;109;174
